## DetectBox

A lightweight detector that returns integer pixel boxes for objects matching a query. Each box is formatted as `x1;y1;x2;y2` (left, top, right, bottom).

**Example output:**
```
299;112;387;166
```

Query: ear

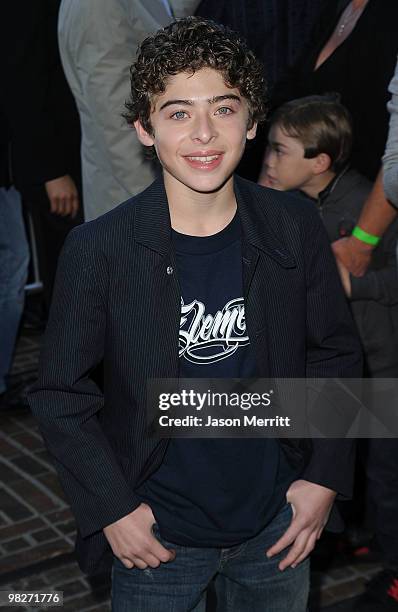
313;152;332;174
134;120;155;147
246;121;258;141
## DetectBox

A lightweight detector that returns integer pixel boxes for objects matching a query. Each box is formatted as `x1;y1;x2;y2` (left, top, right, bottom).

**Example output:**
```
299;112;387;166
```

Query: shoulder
336;169;372;202
65;179;160;250
235;175;320;226
62;203;133;263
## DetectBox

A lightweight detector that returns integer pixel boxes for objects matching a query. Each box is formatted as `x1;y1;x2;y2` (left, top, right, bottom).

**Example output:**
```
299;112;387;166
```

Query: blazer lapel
234;177;297;377
134;177;172;256
133;178;181;376
235;176;296;301
234;177;296;270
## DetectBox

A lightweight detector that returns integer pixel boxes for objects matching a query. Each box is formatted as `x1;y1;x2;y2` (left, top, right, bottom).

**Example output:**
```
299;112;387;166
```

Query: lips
183;150;224;171
264;174;277;186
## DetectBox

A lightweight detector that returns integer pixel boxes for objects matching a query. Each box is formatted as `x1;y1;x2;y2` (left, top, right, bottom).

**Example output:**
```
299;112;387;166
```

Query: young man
261;95;398;612
29;19;362;611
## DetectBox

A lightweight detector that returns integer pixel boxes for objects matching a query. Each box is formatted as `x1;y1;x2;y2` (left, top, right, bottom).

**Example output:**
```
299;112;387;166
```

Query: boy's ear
313;152;332;174
246;121;257;141
134;120;155;147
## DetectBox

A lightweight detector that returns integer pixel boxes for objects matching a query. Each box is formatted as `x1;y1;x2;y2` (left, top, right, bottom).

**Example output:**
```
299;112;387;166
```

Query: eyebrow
269;139;288;149
159;94;241;111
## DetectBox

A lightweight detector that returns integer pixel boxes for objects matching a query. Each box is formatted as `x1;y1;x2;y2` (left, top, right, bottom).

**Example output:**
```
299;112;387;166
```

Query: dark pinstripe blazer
29;176;362;574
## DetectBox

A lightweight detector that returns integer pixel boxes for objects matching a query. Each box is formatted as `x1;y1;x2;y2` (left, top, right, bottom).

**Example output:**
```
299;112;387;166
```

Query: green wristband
352;225;380;246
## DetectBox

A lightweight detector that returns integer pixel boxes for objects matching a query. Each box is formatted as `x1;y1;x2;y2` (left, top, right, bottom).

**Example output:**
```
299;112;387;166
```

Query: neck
164;173;237;236
300;171;336;199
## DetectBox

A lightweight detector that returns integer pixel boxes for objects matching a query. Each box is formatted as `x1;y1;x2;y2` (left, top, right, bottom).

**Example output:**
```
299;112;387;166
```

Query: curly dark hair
124;16;267;134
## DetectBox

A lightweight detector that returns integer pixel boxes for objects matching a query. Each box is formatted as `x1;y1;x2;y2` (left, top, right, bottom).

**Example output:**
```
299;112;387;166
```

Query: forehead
152;68;243;109
269;123;305;151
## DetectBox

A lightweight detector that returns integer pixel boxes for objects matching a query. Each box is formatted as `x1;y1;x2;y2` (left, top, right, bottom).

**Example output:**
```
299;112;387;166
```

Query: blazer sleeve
300;205;363;498
28;227;142;538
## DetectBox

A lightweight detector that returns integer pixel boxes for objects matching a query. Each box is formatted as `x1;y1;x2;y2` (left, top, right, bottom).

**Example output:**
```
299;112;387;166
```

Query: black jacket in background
271;0;398;182
195;0;328;88
311;168;398;376
0;0;81;195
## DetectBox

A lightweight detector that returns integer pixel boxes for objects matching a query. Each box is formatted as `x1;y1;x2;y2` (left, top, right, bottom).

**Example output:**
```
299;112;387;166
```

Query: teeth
187;155;219;162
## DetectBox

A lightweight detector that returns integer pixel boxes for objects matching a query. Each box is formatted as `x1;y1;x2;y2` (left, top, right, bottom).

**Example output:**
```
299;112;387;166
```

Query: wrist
352;225;380;247
297;479;337;496
350;234;375;253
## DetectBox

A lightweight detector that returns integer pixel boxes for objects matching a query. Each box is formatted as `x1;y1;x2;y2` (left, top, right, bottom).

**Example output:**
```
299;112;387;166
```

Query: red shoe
354;570;398;611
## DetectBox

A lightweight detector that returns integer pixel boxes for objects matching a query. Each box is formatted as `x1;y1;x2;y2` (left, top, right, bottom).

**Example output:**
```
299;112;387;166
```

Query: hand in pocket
104;502;176;569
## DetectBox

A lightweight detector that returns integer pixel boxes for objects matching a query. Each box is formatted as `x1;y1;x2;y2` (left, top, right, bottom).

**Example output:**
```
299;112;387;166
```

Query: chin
188;176;232;194
267;181;285;191
187;166;235;191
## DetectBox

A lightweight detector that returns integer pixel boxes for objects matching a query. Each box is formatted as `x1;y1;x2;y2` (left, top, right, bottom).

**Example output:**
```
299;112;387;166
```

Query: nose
191;112;217;144
264;146;275;168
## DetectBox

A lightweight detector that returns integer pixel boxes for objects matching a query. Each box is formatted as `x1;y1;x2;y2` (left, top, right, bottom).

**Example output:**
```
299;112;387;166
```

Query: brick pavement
0;331;381;611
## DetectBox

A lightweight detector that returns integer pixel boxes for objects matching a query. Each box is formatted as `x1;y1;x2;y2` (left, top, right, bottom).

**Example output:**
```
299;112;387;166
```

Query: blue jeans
0;187;29;393
111;503;310;611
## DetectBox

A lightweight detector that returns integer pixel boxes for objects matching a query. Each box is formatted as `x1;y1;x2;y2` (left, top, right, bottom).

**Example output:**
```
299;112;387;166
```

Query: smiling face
134;68;257;199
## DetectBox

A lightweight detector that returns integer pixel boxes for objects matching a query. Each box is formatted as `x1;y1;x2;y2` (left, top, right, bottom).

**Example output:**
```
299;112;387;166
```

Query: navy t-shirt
137;213;293;546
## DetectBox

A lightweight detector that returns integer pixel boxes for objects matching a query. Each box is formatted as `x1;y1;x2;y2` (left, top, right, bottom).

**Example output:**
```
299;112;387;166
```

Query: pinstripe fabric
195;0;329;87
29;176;362;575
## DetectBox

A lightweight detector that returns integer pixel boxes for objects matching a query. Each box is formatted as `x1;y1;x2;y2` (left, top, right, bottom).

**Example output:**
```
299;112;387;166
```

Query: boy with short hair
261;95;398;612
29;20;362;611
260;95;398;377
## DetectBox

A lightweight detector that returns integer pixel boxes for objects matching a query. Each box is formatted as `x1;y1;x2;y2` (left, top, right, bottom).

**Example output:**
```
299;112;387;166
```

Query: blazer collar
234;176;296;269
133;175;295;268
133;177;172;257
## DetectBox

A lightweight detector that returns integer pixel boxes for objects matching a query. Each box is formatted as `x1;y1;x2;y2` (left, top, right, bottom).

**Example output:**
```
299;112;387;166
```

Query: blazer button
166;266;174;275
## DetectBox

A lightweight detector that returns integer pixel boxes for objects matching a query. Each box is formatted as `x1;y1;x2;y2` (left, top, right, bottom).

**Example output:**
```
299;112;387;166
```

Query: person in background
262;94;398;612
0;113;29;406
0;0;83;312
258;0;398;280
384;58;398;207
263;0;398;183
332;56;398;288
58;0;201;221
